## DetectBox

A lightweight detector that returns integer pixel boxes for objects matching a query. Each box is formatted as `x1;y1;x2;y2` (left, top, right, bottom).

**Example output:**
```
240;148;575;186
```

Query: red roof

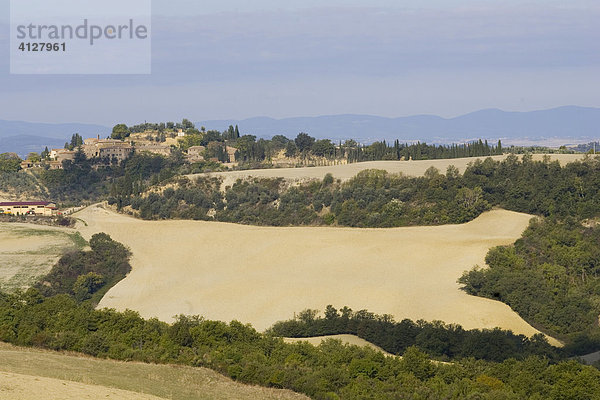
0;202;53;206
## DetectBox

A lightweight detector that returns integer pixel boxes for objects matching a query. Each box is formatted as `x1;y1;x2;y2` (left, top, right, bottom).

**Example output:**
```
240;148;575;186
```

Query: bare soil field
0;372;165;400
283;334;393;356
191;154;586;187
0;223;82;292
0;342;307;400
75;205;561;346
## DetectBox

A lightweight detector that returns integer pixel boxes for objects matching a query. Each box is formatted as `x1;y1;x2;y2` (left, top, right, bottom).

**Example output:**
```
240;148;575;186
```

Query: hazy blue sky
0;0;598;125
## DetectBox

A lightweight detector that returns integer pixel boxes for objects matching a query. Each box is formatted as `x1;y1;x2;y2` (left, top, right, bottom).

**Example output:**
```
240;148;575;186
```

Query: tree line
117;155;600;346
0;235;599;399
268;305;562;363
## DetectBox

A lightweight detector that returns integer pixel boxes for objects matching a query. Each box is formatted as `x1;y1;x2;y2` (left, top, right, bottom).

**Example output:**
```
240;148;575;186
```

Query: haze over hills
0;135;70;157
0;120;109;140
0;120;109;156
1;106;599;156
198;106;600;144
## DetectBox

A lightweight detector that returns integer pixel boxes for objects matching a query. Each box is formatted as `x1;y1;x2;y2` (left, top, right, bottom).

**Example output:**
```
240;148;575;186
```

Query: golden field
0;342;307;400
192;154;585;187
0;223;82;292
74;205;561;346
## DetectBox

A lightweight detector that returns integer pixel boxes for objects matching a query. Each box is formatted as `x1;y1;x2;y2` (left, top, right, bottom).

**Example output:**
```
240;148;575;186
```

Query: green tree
111;124;130;140
27;152;41;162
295;133;315;153
181;118;195;130
271;135;290;151
0;153;22;172
285;141;297;158
399;346;435;380
312;139;335;157
70;133;83;148
73;272;105;301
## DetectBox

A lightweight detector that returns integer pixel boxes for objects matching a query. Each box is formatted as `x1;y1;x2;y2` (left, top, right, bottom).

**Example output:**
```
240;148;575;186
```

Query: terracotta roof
0;202;52;206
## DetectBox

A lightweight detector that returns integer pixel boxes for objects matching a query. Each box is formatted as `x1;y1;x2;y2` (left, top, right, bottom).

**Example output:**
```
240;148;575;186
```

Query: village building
135;143;172;157
83;138;133;162
187;146;205;162
19;160;44;169
49;149;76;163
0;201;57;216
47;161;64;170
226;146;238;163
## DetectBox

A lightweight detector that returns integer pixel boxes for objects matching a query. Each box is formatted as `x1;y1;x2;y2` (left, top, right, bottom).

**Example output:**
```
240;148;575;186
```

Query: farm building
0;201;57;216
187;146;205;162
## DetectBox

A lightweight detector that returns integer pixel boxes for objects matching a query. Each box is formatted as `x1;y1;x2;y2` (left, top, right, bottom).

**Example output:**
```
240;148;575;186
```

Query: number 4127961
18;43;66;52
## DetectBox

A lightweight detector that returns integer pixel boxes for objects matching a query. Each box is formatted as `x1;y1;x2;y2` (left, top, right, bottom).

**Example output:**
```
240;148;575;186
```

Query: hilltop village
2;120;600;399
11;118;522;174
18;122;241;171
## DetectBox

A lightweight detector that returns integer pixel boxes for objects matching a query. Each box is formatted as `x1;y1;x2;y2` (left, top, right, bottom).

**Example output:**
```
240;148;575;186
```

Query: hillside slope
73;205;560;346
0;342;308;400
192;154;585;187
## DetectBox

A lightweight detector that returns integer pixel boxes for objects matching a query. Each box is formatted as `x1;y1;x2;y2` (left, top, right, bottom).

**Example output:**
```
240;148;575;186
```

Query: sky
0;0;598;125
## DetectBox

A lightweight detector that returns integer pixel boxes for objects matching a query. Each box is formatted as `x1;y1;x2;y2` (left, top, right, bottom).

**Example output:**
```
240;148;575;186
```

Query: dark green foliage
1;229;600;398
130;177;223;220
312;139;336;158
40;150;104;203
64;133;84;150
295;132;316;153
111;124;131;140
0;153;22;172
459;218;600;340
284;141;297;157
128;166;492;226
269;306;561;363
38;151;186;205
0;170;45;199
127;156;600;346
346;139;505;163
0;290;599;399
34;233;131;305
129;156;600;230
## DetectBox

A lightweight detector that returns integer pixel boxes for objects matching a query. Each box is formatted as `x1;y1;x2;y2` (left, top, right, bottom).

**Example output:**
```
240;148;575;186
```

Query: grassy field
190;154;585;187
0;342;307;400
283;335;394;357
74;204;560;346
0;223;85;292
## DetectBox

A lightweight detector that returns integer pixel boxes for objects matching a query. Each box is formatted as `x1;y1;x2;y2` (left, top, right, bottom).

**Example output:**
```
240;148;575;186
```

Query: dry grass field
0;223;83;292
0;372;165;400
192;154;585;187
75;204;561;346
0;342;308;400
283;335;394;356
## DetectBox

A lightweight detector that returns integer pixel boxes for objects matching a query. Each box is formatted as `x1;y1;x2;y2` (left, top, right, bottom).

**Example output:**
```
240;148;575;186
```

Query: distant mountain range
198;106;600;144
0;135;69;157
0;120;109;157
1;106;599;157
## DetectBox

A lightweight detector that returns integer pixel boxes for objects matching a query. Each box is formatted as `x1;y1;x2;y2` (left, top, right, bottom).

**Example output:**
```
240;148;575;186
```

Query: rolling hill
198;106;600;143
0;120;109;156
0;342;308;400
